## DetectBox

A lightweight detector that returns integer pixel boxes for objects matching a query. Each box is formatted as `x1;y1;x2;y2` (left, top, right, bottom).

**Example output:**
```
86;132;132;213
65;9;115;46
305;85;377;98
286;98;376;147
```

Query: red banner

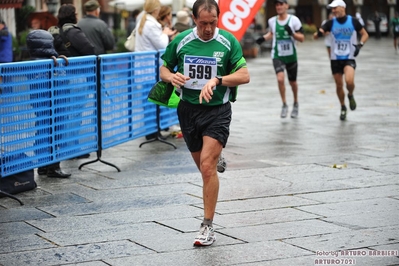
218;0;266;41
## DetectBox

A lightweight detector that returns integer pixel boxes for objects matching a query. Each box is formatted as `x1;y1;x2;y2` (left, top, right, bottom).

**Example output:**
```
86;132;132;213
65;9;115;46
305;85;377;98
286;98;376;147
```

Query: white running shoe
291;102;299;118
281;103;288;118
193;224;216;246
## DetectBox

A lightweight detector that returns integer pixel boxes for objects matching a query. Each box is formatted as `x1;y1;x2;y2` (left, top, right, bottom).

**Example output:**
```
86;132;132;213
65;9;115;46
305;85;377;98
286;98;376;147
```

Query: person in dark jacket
26;29;71;178
77;0;114;55
173;10;192;34
57;4;95;56
48;25;71;57
372;11;382;39
0;20;13;63
55;4;93;160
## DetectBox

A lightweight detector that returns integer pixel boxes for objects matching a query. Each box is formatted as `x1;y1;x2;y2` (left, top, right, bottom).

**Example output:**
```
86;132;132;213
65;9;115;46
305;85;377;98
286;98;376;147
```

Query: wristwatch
215;75;223;86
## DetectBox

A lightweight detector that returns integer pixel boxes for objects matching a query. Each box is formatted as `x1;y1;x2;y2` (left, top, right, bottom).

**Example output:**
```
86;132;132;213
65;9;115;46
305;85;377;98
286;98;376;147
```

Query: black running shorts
177;100;231;153
330;59;356;75
272;59;298;81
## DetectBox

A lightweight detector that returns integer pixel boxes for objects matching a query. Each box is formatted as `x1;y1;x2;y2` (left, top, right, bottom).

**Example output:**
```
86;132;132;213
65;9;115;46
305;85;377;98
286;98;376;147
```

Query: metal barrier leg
0;190;24;205
139;105;177;149
78;57;121;172
78;150;121;171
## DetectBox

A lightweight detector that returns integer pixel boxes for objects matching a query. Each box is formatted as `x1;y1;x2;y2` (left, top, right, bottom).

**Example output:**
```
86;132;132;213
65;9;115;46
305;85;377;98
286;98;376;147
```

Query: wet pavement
0;37;398;266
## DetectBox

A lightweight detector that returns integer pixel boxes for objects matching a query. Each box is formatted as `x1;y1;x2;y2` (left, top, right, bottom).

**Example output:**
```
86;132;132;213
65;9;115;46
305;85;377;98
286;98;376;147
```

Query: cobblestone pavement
0;37;398;266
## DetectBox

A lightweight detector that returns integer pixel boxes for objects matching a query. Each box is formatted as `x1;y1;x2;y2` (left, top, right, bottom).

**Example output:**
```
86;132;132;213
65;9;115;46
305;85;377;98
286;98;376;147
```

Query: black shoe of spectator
47;168;71;178
37;167;47;175
145;133;158;140
72;153;91;160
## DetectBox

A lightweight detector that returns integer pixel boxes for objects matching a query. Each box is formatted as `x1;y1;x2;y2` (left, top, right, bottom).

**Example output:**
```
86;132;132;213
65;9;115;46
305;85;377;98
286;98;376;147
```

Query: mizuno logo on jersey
184;56;217;65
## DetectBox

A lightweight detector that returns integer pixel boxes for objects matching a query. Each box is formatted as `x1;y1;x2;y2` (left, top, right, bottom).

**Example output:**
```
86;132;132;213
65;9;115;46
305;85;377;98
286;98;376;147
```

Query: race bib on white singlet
334;40;350;56
277;40;293;56
183;55;217;90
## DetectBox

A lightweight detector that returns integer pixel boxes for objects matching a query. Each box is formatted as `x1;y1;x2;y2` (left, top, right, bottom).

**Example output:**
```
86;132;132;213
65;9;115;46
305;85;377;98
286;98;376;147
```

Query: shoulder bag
124;29;136;52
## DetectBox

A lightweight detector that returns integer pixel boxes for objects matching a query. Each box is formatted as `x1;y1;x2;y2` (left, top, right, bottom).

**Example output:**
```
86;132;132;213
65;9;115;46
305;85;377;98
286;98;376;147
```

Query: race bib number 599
184;55;217;90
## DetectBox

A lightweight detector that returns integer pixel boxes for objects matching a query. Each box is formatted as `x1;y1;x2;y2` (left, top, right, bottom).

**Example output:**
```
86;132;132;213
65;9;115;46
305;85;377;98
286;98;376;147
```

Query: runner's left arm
291;16;305;42
353;19;369;45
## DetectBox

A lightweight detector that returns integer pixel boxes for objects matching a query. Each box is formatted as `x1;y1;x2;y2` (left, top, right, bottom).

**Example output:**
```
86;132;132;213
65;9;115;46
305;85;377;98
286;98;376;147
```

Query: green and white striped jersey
161;27;247;106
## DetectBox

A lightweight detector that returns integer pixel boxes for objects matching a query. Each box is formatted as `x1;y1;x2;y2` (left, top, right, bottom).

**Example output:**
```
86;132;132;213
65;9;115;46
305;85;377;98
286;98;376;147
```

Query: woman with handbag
134;0;176;52
135;0;176;140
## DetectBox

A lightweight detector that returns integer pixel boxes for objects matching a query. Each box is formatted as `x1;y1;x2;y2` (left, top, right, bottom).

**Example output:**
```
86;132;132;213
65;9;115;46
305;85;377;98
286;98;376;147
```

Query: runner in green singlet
391;11;399;54
256;0;304;118
160;0;250;247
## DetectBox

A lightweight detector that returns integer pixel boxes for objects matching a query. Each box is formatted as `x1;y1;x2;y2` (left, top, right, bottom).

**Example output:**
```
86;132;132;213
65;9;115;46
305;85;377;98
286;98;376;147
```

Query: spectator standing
127;9;140;38
26;30;71;178
157;6;173;29
0;20;13;63
77;0;114;55
157;6;176;41
135;0;176;52
372;11;382;39
160;0;250;246
174;10;192;33
135;0;176;141
57;4;94;160
57;4;95;56
314;0;368;121
256;0;305;118
356;12;364;27
390;11;399;54
48;25;71;57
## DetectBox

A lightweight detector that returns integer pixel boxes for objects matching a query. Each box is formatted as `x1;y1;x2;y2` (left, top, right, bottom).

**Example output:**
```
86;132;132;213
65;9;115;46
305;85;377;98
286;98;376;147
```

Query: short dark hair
132;9;140;18
192;0;220;19
57;4;77;26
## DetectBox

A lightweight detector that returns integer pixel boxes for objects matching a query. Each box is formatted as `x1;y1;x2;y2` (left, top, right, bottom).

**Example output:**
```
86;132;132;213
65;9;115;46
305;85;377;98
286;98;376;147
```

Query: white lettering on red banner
218;0;265;41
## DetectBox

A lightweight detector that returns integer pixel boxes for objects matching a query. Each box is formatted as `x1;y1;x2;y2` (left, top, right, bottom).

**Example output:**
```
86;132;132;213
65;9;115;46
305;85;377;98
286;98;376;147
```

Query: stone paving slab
0;240;151;266
36;198;202;217
0;193;89;209
218;219;349;242
36;222;171;246
215;195;318;214
0;207;52;223
104;241;313;266
335;173;398;188
27;205;203;232
283;225;399;252
63;262;109;266
0;221;44;237
214;208;321;227
54;182;202;201
323;209;399;229
243;255;399;266
297;184;399;203
297;197;399;217
265;167;388;182
368;164;399;175
0;234;55;254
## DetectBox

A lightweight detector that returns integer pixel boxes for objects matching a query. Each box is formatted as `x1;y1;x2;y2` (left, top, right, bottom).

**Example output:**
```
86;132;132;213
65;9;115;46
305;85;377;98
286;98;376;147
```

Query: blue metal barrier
1;50;179;178
99;51;158;150
0;56;98;177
